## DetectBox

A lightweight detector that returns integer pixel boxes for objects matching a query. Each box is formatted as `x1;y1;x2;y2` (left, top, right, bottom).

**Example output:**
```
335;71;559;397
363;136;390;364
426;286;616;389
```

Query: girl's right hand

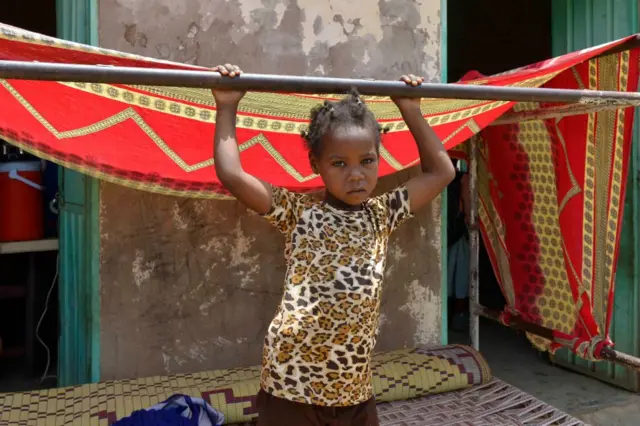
211;64;245;106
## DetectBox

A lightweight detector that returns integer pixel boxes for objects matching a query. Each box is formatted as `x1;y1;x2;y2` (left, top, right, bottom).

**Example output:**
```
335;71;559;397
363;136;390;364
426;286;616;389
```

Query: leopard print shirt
260;185;413;407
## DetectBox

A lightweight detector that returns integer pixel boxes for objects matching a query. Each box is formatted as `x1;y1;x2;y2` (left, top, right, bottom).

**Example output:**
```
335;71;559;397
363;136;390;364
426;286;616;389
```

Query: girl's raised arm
392;74;456;213
212;64;273;214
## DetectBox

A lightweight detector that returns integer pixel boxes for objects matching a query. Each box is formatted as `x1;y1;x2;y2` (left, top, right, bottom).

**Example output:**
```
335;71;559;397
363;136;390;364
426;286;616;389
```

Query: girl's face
310;125;379;207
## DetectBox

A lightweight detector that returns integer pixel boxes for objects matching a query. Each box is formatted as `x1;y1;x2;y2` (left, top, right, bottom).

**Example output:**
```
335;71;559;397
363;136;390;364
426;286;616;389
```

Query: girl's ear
309;152;319;174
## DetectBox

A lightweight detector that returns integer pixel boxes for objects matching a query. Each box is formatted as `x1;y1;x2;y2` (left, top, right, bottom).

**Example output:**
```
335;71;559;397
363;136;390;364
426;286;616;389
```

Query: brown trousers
256;390;380;426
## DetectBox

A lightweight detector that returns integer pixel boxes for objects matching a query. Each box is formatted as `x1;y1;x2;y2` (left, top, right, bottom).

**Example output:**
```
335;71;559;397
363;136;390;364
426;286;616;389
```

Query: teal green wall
56;0;101;386
551;0;640;392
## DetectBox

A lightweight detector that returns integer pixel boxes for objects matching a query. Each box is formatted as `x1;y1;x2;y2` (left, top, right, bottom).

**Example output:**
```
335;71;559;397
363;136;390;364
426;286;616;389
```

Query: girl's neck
324;192;364;211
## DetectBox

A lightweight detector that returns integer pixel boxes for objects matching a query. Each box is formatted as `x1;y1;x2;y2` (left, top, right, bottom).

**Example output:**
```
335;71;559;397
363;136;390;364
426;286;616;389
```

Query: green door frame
55;0;101;386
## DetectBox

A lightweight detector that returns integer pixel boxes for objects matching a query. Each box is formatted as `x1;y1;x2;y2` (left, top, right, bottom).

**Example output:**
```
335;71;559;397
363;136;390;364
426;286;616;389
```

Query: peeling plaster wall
99;0;442;380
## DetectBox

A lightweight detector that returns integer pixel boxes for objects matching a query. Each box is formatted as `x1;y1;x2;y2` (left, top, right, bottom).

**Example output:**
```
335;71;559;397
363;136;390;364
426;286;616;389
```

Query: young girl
212;64;455;426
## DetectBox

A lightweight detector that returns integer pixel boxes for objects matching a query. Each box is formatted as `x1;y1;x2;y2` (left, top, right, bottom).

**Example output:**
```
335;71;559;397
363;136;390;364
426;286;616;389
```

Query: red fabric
472;50;638;358
0;25;634;197
0;24;638;359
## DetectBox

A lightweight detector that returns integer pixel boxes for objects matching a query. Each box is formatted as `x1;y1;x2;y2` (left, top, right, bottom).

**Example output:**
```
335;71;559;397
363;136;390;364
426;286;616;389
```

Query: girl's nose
348;167;365;180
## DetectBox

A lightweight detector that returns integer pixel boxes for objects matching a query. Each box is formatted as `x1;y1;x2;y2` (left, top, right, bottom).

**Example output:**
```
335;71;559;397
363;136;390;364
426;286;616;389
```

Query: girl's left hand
211;64;246;107
391;74;424;110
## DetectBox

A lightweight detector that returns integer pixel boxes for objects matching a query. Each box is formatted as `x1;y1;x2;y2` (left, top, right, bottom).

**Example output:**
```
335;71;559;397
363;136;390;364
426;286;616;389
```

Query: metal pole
474;303;640;372
468;136;480;350
3;60;640;104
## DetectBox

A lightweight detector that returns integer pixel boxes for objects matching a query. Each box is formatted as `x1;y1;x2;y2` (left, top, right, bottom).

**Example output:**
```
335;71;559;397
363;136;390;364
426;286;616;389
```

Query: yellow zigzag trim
0;78;494;179
0;79;318;180
555;118;582;215
239;134;318;182
379;146;404;170
0;79;444;178
0;78;520;179
402;119;481;168
0;133;237;199
0;79;209;172
59;81;513;133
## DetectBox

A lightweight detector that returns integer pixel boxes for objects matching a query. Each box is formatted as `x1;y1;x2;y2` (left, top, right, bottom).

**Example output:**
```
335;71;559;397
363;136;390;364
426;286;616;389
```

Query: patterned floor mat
377;378;586;426
0;344;490;425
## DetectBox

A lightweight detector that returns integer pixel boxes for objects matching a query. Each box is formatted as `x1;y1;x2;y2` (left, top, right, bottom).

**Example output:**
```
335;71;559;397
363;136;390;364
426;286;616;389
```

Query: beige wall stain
172;201;189;230
400;279;441;345
132;249;156;289
295;1;384;54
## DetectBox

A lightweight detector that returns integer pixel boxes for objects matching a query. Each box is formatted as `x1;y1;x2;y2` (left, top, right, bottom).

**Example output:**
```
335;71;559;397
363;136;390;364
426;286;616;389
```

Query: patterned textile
0;23;637;200
0;345;491;425
0;25;638;359
452;49;639;359
377;378;585;426
260;186;413;407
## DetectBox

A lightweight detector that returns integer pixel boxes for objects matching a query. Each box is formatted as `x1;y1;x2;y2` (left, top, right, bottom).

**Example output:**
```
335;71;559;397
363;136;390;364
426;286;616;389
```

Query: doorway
445;0;552;339
0;0;60;392
447;0;552;82
445;0;555;363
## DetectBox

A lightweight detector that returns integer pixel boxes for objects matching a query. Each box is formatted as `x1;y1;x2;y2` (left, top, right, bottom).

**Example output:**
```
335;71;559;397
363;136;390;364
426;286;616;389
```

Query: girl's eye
361;158;375;165
332;161;346;168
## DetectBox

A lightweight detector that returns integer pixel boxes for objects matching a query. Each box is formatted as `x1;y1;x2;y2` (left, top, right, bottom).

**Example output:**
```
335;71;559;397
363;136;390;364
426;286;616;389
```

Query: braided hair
302;89;387;158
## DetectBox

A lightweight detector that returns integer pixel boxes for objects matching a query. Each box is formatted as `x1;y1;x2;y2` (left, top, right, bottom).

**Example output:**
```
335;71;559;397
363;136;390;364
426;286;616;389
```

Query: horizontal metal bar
475;304;554;338
2;60;640;105
475;303;640;372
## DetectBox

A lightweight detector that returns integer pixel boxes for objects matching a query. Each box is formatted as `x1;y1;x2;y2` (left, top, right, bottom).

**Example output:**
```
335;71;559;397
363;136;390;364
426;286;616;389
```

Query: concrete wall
98;0;443;380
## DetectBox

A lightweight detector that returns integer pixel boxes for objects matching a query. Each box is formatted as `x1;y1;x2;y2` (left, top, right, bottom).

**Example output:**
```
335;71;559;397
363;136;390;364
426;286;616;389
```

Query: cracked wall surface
99;0;442;380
